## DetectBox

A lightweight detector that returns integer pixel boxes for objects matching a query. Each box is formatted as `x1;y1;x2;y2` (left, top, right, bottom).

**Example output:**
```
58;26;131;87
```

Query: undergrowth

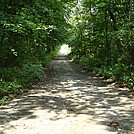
0;51;57;104
70;55;134;89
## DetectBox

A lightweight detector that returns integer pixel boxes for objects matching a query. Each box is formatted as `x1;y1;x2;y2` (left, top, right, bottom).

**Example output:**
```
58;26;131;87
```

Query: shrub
18;63;44;85
79;55;99;70
0;63;44;103
112;63;128;81
0;80;23;103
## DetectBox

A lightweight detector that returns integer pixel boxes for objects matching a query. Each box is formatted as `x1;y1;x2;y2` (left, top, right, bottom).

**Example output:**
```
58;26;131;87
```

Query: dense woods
0;0;70;102
68;0;134;89
0;0;133;103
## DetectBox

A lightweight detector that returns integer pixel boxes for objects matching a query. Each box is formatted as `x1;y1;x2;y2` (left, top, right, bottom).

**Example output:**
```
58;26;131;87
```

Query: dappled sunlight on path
0;55;134;134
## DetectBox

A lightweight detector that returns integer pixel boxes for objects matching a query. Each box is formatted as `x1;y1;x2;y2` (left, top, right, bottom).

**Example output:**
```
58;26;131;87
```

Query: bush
94;65;133;89
112;63;128;81
0;63;44;103
18;63;44;85
0;49;58;103
0;80;22;95
0;67;19;81
79;55;99;70
0;63;44;86
0;80;23;103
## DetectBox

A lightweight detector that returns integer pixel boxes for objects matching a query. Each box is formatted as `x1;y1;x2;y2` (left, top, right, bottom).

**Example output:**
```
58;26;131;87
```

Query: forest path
0;55;134;134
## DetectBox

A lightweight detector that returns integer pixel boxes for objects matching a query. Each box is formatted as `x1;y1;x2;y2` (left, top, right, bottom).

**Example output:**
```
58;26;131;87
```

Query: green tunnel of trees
0;0;134;102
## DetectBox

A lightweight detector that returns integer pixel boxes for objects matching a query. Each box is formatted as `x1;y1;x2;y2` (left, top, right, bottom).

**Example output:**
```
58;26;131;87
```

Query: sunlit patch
59;44;71;55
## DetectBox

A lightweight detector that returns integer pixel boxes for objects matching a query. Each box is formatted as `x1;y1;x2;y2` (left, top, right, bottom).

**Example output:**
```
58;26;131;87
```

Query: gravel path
0;55;134;134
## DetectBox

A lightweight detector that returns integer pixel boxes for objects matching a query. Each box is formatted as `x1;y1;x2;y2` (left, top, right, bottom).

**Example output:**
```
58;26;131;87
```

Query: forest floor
0;55;134;134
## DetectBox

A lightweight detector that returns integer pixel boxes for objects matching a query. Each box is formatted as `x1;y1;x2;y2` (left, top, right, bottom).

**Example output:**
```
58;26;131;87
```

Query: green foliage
79;55;98;70
18;63;44;85
1;63;44;86
1;0;133;103
0;0;72;102
0;63;44;103
0;48;59;103
94;66;134;89
112;64;128;80
0;0;69;67
122;74;134;89
0;80;22;103
68;0;134;89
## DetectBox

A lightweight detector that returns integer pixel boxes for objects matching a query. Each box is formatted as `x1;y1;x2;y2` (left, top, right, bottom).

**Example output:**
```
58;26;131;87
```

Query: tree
68;0;134;88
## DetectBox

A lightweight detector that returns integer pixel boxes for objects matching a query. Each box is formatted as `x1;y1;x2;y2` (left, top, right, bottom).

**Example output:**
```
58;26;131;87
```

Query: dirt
0;55;134;134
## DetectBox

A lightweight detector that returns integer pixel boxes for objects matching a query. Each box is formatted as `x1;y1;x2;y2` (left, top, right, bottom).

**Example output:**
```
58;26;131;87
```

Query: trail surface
0;55;134;134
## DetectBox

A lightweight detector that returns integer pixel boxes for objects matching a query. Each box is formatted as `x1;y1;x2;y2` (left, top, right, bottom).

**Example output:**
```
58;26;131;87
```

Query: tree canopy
0;0;71;67
0;0;133;102
68;0;134;89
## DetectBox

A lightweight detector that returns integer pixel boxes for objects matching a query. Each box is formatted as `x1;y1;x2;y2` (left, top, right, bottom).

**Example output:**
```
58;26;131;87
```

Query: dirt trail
0;55;134;134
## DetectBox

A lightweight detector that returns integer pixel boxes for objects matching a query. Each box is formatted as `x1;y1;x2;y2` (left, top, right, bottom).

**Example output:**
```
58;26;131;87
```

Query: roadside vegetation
68;0;134;89
0;0;70;103
0;0;133;104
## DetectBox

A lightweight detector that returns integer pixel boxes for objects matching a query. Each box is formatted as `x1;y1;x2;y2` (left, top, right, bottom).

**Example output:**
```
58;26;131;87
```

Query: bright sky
60;44;71;55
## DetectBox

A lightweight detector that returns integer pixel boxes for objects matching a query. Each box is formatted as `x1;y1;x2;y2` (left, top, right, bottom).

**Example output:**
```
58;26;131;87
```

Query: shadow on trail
0;55;134;134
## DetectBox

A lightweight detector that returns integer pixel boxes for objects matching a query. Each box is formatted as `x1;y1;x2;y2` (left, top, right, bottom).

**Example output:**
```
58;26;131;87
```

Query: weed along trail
0;55;134;134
